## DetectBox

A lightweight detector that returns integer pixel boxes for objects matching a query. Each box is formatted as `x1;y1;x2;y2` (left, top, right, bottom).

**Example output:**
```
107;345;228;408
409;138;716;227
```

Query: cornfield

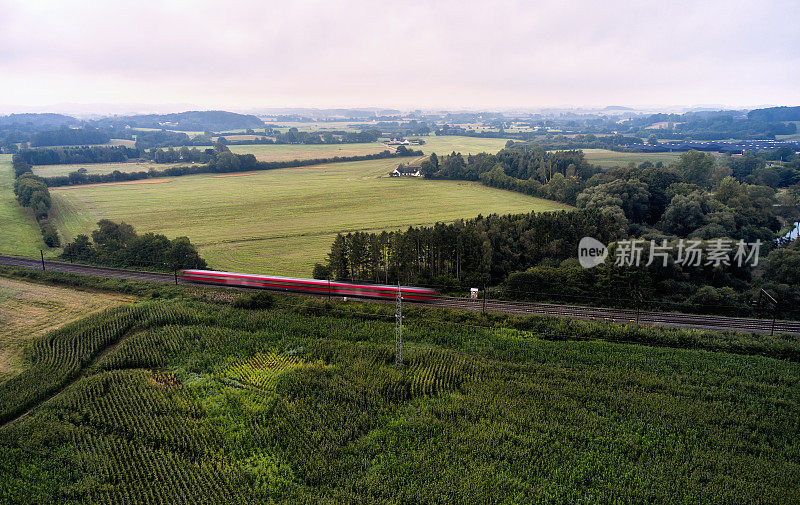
0;299;798;504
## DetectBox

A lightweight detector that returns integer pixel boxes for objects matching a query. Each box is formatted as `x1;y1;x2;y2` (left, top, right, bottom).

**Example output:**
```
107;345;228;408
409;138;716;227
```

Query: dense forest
28;127;111;147
747;105;800;122
92;110;264;132
320;146;800;318
134;130;213;150
315;210;623;287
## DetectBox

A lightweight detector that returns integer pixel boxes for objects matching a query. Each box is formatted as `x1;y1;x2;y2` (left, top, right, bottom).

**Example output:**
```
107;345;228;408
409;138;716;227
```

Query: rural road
2;254;798;336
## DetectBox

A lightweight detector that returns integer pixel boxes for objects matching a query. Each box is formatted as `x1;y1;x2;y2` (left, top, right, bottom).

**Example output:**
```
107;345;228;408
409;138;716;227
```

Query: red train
178;269;438;301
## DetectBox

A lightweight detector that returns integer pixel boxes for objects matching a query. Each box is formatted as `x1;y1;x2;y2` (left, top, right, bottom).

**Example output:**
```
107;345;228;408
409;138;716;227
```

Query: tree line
16;145;141;165
41;145;423;187
314;210;622;287
425;146;796;242
10;155;59;247
61;220;207;271
28;127;111;147
133;127;385;150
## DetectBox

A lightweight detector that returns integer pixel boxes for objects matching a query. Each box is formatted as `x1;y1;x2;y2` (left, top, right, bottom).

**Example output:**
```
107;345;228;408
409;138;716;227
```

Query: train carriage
178;269;437;301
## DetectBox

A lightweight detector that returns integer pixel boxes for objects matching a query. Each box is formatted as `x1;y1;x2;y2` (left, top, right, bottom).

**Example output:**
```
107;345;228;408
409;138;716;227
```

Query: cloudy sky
0;0;797;113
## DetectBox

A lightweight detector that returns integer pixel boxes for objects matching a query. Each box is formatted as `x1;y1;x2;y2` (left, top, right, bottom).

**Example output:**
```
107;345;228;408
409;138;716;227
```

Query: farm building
390;165;421;177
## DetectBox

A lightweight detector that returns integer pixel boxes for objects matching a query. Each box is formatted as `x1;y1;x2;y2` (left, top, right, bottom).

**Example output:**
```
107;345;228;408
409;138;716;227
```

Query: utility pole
395;281;403;367
759;288;778;336
40;250;45;271
482;284;487;313
634;289;643;325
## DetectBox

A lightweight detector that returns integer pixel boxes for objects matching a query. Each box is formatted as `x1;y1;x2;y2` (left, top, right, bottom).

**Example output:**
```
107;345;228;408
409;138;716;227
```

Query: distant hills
0;110;265;133
93;110;264;132
0;113;78;129
747;106;800;122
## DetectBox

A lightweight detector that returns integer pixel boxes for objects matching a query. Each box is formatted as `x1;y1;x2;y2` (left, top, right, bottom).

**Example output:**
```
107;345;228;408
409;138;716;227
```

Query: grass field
0;155;46;256
0;276;134;381
575;148;683;168
31;161;198;178
0;297;797;503
411;135;510;155
227;136;509;163
49;157;570;275
227;142;390;162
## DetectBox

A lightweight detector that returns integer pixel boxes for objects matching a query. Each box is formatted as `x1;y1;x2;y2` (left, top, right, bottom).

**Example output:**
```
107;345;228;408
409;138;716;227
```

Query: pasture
225;135;510;162
411;135;510;155
49;157;570;276
31;161;198;178
0;154;46;256
0;275;135;381
227;142;390;162
577;148;683;168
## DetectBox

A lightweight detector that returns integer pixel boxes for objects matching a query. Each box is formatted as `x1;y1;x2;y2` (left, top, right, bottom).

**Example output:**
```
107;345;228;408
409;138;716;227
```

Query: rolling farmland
25;136;516;178
227;135;509;162
48;157;570;275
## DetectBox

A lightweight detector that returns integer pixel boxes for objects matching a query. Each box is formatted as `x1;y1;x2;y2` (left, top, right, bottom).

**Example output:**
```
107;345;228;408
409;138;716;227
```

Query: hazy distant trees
29;127;110;147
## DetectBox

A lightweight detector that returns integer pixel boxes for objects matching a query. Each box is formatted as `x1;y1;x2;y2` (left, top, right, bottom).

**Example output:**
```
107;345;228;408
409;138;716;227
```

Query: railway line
2;254;798;335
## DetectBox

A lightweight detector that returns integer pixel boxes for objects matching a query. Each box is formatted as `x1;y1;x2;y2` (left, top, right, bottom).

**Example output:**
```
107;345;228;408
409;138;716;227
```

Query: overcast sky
0;0;797;113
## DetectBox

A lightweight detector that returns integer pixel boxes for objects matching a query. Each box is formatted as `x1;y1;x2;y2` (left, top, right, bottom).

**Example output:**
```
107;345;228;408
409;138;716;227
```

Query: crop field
0;154;46;255
0;297;797;504
0;276;135;381
31;161;198;178
576;148;683;168
48;157;569;275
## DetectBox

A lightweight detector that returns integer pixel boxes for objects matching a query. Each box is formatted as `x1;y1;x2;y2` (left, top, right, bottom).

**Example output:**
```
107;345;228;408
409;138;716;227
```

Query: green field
0;155;46;256
412;135;510;155
227;142;390;162
27;136;510;179
31;161;198;178
228;136;508;162
575;148;683;168
49;157;569;275
0;293;797;503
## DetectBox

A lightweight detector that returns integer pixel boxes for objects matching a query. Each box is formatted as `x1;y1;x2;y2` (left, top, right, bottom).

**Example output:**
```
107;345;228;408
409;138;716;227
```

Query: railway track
2;254;798;335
